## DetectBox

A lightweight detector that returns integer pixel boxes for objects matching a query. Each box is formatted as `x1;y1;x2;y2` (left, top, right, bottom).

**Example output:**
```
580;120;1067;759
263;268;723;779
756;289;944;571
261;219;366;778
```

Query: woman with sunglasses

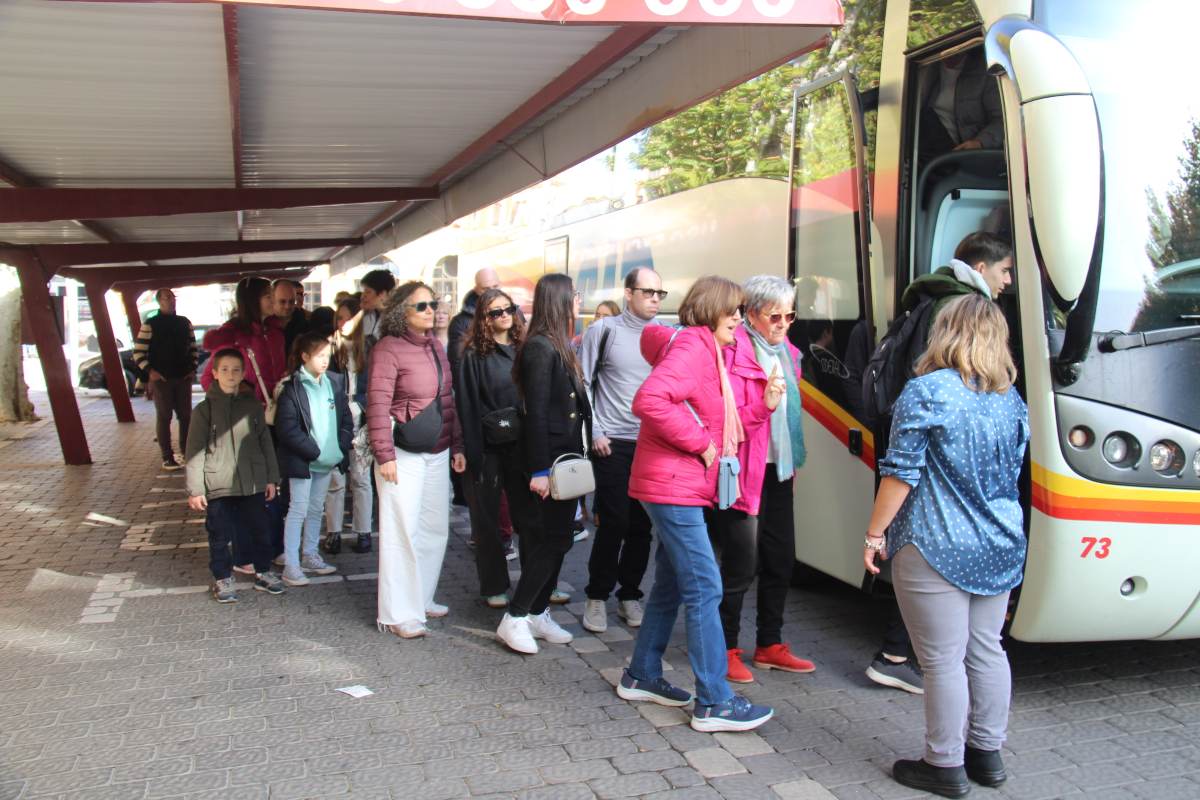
707;275;815;684
367;281;466;639
455;288;532;608
496;273;591;654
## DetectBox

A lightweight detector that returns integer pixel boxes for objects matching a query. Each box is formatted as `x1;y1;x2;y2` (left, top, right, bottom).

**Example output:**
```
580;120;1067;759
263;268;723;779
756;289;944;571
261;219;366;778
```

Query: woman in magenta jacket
710;275;814;685
616;275;775;734
201;277;286;407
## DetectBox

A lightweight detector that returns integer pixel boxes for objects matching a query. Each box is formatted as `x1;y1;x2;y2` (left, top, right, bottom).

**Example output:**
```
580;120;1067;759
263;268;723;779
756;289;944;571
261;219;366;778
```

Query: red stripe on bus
800;390;876;470
1032;483;1200;526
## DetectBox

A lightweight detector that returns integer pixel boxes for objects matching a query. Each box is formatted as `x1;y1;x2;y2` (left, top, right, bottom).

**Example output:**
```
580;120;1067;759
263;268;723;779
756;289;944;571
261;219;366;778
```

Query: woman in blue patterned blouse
864;293;1029;799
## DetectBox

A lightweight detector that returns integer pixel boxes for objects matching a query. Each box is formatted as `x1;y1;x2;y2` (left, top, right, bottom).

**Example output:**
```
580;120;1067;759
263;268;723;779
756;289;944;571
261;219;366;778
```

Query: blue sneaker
691;695;773;732
616;670;693;707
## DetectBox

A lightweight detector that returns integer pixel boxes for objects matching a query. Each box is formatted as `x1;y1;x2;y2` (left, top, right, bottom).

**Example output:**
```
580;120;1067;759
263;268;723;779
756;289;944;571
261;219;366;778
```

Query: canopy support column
84;281;135;423
8;251;91;464
121;289;143;345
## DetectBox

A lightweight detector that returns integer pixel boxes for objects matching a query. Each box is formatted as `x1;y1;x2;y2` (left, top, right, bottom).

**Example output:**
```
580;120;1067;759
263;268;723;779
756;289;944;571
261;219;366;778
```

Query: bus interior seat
914;149;1008;277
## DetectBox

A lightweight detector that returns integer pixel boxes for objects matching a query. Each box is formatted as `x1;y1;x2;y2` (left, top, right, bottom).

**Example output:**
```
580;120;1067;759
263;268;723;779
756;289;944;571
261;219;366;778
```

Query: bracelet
864;535;885;552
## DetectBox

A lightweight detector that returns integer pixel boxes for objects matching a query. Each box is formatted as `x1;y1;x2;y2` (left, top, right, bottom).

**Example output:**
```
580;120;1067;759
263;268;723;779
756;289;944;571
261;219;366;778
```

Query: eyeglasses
406;300;439;312
764;311;797;325
486;304;518;319
632;288;669;300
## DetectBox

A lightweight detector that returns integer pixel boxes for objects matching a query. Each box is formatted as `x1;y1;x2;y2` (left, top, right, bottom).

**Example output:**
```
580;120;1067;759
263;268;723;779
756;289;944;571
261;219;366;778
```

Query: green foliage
906;0;980;50
1152;119;1200;267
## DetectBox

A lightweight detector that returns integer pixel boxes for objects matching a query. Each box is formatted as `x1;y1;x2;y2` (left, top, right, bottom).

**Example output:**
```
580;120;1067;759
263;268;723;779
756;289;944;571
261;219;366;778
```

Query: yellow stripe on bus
799;379;875;449
1032;462;1200;507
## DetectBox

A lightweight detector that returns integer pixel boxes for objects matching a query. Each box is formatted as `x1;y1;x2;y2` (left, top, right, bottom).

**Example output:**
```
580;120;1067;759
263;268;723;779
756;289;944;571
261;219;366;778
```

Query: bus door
787;72;878;588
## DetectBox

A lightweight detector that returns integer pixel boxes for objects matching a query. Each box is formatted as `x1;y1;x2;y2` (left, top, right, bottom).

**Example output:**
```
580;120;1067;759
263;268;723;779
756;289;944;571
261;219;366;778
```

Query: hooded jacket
901;262;990;316
723;325;794;516
185;383;280;500
366;328;463;464
628;325;728;508
274;369;353;479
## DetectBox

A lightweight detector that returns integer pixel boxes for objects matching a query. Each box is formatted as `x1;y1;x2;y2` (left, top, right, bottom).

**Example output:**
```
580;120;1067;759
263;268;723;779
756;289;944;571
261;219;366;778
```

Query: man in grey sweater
578;268;665;633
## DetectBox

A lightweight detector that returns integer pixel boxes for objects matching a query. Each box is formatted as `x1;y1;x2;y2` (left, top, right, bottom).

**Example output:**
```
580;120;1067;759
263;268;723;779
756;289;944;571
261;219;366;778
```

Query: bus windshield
1040;1;1200;334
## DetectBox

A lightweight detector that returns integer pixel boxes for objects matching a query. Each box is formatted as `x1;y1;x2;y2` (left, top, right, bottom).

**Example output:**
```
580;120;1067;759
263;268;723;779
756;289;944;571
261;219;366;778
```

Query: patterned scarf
745;322;806;478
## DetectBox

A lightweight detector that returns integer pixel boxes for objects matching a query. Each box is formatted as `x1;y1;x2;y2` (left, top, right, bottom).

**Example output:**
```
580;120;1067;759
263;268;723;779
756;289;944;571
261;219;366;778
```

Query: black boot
964;746;1006;787
351;533;373;554
892;759;970;798
321;532;341;555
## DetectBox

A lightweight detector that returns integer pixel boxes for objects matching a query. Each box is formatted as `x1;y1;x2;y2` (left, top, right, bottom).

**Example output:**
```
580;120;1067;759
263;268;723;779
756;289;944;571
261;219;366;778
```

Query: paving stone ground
1;392;1198;800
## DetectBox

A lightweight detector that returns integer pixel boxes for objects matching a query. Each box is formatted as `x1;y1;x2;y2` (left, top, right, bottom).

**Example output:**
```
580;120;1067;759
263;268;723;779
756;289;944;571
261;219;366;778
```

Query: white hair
742;275;794;314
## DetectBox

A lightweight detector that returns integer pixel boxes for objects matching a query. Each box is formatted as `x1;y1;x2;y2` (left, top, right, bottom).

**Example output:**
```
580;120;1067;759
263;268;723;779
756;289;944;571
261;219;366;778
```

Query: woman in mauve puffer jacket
617;276;775;735
367;281;464;641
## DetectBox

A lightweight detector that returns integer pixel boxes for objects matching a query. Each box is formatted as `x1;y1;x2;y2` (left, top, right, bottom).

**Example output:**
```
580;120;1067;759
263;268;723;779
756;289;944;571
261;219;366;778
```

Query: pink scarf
710;328;744;457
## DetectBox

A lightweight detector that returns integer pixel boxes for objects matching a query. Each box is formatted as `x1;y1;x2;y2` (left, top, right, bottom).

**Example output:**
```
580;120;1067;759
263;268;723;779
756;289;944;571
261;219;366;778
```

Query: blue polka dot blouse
879;368;1030;595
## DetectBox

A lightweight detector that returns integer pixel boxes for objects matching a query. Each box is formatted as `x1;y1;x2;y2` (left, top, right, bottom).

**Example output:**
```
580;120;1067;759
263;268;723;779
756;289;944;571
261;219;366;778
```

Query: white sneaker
497;613;538;654
300;555;337;575
281;566;309;587
396;621;427;639
617;600;644;627
582;599;608;633
529;609;573;645
425;602;449;618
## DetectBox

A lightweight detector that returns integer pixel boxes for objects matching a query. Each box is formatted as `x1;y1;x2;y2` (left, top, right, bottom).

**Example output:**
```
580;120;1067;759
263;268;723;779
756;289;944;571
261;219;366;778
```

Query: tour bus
395;0;1200;642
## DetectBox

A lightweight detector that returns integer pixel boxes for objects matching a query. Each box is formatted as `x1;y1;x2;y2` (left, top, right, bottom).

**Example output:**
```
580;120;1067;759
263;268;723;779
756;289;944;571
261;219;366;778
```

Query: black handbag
392;348;444;453
481;406;521;445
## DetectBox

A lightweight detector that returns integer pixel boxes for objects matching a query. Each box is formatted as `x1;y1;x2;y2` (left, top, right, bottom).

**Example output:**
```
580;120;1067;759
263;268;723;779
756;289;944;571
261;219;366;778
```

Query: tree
1151;118;1200;268
0;265;36;423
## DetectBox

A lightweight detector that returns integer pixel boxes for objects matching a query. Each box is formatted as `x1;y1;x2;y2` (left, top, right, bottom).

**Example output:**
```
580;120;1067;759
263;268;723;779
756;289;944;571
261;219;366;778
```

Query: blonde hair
678;275;744;330
915;294;1016;393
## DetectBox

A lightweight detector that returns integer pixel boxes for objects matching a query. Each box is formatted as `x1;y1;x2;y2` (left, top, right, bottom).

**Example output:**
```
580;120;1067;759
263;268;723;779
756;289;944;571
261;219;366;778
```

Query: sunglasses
632;288;669;300
763;311;797;325
486;304;518;319
406;300;439;312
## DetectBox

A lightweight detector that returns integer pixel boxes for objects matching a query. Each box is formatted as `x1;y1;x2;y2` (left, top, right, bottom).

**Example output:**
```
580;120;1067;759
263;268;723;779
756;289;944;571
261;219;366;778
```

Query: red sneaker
726;648;754;683
753;643;816;674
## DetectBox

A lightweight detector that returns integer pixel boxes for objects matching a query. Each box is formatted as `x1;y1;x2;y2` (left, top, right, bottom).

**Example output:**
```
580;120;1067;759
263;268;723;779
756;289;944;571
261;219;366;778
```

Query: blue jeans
628;501;732;708
285;470;334;569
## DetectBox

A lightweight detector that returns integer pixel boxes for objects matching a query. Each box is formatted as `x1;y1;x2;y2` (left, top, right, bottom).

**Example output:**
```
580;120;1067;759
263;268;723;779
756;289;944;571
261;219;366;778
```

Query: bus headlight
1149;440;1185;477
1068;426;1094;449
1102;432;1140;469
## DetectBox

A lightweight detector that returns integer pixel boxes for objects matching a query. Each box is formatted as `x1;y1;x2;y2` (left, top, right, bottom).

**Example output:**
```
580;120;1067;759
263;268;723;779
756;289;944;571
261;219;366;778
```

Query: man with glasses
273;279;310;356
578;268;666;633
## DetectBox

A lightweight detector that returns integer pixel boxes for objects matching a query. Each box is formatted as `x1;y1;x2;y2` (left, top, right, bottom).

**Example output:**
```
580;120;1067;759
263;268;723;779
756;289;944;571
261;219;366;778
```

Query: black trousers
152;376;192;461
509;492;576;617
463;446;532;597
707;465;795;649
207;493;272;580
585;439;653;601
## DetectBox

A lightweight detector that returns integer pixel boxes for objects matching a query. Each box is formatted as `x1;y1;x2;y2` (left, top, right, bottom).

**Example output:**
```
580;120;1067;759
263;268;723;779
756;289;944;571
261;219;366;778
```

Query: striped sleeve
132;322;152;372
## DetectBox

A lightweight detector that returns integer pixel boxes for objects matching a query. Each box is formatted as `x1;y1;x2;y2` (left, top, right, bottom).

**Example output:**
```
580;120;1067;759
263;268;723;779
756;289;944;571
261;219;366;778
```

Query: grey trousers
324;448;374;535
892;545;1012;767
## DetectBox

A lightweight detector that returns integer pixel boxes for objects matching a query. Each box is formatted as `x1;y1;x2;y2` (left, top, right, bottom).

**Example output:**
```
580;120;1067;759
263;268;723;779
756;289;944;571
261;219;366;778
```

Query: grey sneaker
866;651;925;695
254;572;285;595
281;566;309;587
617;599;644;627
582;599;608;633
212;577;238;603
300;555;337;575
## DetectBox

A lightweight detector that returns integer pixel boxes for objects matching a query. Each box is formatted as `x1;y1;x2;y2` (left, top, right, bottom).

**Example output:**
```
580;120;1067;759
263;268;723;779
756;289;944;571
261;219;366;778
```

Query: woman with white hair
866;293;1029;797
707;274;814;684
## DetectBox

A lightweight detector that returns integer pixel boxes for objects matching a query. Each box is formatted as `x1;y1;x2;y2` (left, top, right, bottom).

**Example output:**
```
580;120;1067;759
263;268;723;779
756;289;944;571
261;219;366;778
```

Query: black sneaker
616;670;693;707
891;759;970;798
351;533;372;554
964;746;1006;787
321;533;342;555
162;458;182;471
866;651;925;694
253;572;285;595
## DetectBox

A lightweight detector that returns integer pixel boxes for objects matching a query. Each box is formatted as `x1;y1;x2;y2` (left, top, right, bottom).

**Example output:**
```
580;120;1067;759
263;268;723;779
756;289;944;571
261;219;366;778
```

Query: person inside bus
708;275;816;683
865;293;1028;797
865;231;1013;697
918;48;1003;163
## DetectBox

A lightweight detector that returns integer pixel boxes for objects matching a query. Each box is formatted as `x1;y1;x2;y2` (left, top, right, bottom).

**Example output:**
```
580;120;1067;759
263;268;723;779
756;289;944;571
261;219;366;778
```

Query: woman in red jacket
201;277;285;407
367;281;465;640
617;275;776;734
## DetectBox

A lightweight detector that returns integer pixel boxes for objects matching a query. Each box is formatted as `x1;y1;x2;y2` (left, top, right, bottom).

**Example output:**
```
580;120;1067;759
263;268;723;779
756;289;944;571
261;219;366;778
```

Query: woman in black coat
455;288;533;608
496;274;592;655
274;333;353;587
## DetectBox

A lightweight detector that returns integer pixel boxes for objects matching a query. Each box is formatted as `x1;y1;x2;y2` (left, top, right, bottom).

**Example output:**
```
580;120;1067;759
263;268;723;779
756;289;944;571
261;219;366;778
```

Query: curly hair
464;288;524;359
378;280;434;338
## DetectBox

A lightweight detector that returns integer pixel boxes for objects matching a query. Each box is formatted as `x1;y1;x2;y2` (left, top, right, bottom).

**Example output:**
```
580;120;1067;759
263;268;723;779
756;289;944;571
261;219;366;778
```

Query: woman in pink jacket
709;275;814;684
201;277;285;407
616;276;775;734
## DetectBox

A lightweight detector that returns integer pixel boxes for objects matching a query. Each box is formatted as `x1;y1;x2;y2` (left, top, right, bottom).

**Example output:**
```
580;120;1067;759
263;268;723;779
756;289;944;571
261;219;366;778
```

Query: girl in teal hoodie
275;333;354;587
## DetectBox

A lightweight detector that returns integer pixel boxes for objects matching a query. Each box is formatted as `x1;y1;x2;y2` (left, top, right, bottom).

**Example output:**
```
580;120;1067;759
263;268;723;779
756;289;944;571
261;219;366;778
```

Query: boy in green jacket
185;348;285;603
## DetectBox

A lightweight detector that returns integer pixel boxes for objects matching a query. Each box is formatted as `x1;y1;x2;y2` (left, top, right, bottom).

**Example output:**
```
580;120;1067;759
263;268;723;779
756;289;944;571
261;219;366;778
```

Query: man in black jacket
448;268;500;373
133;289;199;470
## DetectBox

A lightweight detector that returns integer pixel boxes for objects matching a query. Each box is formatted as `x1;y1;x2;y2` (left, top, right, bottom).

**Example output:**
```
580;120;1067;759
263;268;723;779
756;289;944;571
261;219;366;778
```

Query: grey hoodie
579;308;658;442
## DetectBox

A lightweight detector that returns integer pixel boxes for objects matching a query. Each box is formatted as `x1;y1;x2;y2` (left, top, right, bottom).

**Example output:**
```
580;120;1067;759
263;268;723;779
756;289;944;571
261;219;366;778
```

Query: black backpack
861;295;938;424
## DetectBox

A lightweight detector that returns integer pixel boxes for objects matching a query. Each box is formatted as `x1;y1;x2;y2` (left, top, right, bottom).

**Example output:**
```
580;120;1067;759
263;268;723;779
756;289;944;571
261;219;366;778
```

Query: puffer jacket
724;324;798;516
366;329;463;464
629;325;727;508
185;384;280;500
274;369;353;479
200;318;286;407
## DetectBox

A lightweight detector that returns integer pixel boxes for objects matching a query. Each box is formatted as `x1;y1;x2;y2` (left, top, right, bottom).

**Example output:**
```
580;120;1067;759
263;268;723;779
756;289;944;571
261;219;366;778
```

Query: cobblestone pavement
1;393;1198;800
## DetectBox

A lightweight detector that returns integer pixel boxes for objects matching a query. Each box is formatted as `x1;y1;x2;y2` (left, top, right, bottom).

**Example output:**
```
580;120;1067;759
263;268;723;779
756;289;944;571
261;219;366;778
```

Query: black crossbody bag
392;348;444;453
